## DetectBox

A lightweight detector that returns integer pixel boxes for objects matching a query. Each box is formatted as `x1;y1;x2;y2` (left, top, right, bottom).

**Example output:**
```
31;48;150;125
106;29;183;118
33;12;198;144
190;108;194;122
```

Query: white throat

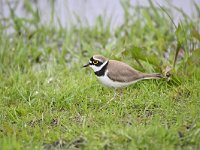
90;60;108;72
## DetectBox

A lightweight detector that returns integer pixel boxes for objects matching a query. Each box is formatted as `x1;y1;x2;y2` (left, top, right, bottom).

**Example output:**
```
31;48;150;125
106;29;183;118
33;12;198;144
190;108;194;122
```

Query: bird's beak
83;63;89;68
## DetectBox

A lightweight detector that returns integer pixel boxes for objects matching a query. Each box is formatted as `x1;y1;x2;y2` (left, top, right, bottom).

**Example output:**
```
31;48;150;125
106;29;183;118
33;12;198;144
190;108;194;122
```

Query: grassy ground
0;1;200;149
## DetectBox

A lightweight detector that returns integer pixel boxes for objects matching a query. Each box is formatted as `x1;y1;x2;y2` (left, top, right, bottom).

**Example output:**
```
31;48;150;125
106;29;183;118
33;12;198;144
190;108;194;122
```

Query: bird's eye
93;60;98;64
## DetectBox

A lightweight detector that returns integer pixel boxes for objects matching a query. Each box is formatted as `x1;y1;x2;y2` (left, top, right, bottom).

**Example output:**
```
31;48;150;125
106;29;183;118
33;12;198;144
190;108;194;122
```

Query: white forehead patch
93;57;103;62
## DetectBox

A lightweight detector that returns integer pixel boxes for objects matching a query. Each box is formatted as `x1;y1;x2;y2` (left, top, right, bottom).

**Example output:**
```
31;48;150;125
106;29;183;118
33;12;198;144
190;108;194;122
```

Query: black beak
83;63;89;68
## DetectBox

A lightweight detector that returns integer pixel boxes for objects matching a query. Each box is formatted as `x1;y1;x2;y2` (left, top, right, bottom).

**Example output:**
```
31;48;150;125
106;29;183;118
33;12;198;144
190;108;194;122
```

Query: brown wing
107;60;142;82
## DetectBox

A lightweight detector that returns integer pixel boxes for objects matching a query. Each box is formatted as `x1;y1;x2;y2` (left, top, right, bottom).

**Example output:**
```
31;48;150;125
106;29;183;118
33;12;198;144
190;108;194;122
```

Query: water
1;0;199;31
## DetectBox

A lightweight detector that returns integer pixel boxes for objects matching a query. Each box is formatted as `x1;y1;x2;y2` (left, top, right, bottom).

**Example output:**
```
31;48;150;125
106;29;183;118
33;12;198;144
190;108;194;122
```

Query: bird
83;55;163;90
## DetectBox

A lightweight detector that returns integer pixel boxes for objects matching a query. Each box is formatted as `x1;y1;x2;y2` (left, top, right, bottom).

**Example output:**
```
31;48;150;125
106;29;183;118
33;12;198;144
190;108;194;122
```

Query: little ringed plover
83;55;162;88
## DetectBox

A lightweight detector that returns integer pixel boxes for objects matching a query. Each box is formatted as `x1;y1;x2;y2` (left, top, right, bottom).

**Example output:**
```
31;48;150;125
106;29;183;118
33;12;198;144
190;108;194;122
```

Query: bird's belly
97;75;136;88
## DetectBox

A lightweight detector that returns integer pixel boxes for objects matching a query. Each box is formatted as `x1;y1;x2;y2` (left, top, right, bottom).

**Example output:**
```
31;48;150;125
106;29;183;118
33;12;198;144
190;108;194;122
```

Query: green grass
0;0;200;149
1;66;200;149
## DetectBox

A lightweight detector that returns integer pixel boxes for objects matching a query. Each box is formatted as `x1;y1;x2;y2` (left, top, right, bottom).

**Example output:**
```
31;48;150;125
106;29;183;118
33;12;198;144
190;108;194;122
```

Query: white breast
96;70;139;88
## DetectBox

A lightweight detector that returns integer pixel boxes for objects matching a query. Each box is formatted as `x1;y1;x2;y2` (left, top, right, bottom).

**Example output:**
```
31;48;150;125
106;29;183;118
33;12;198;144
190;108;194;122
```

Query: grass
0;0;200;149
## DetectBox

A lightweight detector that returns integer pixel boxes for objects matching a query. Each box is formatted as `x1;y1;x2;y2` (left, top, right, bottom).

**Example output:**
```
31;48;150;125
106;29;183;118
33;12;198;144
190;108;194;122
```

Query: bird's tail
141;73;163;80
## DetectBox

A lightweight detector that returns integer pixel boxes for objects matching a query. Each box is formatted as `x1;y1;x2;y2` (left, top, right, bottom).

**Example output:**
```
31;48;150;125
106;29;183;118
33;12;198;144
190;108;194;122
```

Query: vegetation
0;0;200;149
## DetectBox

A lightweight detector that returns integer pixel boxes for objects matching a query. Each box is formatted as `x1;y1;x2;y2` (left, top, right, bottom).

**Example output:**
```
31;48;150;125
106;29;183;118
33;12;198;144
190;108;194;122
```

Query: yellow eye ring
93;60;98;64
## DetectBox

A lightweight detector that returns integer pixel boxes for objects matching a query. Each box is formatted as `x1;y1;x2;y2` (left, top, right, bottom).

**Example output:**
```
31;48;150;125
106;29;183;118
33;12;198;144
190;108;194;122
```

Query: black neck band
94;61;109;76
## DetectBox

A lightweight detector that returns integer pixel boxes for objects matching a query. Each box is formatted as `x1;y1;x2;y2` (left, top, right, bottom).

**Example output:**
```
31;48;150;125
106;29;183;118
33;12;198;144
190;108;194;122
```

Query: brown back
107;60;143;82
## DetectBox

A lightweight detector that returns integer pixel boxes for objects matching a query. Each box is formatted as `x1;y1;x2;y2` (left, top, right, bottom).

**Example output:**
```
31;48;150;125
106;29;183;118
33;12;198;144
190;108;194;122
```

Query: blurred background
0;1;200;149
1;0;200;32
0;0;199;74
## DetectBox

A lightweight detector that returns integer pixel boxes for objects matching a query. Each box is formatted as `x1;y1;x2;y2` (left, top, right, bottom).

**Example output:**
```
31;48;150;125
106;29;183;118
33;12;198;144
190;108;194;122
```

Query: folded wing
107;60;143;82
